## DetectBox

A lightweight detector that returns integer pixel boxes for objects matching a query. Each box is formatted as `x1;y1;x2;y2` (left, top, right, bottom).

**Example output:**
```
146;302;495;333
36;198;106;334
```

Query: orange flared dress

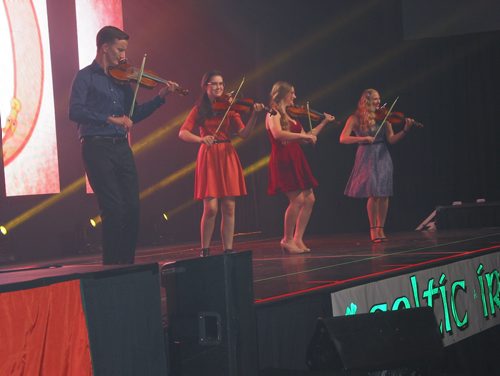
181;107;247;200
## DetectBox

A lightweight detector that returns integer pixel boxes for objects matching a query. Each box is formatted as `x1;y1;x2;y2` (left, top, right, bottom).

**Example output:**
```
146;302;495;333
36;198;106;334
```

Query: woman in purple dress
340;89;414;242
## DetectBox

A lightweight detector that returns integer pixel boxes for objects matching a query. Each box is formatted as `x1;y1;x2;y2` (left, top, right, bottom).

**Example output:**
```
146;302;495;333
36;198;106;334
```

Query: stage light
0;226;7;235
91;215;101;226
146;212;174;246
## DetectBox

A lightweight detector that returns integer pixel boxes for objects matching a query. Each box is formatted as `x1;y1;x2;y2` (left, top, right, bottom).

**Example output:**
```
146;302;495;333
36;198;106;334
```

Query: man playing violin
340;88;415;243
179;70;264;257
69;25;180;265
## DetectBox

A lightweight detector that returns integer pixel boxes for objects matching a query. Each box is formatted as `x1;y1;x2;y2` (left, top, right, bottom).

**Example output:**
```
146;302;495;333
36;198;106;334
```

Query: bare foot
370;227;382;243
280;239;304;254
379;227;387;241
294;239;311;252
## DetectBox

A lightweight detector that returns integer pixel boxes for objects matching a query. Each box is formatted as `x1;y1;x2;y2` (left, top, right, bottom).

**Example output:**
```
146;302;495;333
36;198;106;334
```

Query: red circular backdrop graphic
2;0;44;167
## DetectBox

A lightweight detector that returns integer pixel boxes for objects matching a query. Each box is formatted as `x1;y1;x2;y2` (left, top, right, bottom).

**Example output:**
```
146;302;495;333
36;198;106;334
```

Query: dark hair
196;70;223;123
200;70;223;90
96;26;129;49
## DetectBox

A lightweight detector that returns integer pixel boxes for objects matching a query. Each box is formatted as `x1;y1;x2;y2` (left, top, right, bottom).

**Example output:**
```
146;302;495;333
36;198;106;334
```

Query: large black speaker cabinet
436;202;500;229
306;307;444;373
162;251;258;376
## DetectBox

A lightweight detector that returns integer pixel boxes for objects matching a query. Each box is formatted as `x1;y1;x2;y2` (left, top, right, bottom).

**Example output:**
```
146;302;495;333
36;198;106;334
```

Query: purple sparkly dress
344;122;393;198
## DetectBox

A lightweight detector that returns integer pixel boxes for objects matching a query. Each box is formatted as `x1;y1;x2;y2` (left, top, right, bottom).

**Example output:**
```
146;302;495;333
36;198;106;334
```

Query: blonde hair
355;88;378;133
269;81;293;131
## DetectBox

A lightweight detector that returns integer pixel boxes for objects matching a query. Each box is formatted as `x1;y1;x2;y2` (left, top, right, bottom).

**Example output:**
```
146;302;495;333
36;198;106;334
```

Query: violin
108;60;189;96
374;107;423;128
212;94;276;116
286;105;326;122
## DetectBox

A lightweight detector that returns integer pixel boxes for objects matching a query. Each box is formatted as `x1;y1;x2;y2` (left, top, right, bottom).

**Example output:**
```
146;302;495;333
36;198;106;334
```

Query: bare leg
377;197;389;239
284;190;303;242
201;198;218;249
220;197;236;250
367;196;379;240
294;189;315;250
281;190;304;253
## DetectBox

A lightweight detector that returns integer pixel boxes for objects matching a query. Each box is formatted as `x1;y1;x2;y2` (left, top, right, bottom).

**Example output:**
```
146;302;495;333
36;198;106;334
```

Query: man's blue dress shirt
69;60;165;139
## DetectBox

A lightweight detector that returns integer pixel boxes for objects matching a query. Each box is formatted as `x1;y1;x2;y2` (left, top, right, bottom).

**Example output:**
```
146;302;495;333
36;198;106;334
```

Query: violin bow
373;96;399;139
306;101;313;133
128;53;147;119
213;76;245;137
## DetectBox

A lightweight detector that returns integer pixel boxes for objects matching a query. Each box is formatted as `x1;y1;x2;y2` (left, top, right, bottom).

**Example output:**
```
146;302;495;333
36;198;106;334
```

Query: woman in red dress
266;81;335;253
179;71;264;256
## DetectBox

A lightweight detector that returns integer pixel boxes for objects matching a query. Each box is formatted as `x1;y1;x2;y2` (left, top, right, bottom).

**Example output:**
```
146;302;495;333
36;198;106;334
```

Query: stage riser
0;264;167;376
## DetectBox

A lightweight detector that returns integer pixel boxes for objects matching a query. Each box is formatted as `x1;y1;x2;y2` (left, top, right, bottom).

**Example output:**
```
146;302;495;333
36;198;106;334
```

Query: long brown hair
195;70;223;124
354;88;378;133
269;81;293;131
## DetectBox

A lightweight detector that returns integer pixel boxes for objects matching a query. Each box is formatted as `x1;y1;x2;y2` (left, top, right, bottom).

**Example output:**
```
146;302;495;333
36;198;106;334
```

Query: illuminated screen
75;0;123;69
0;0;124;196
74;0;123;193
0;0;60;196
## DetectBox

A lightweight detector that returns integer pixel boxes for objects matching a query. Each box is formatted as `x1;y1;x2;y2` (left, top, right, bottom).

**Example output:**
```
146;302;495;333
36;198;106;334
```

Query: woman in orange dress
179;70;264;256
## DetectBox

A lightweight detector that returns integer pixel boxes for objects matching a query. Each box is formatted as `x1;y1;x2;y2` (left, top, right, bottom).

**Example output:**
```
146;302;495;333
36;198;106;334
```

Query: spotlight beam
1;177;85;231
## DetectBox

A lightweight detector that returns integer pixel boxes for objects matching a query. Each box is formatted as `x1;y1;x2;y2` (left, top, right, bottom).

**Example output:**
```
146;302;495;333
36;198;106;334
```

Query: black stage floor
165;228;500;304
4;227;499;306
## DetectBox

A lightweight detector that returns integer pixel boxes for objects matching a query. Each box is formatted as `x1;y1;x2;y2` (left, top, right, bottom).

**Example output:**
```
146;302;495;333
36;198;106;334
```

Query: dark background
1;0;499;262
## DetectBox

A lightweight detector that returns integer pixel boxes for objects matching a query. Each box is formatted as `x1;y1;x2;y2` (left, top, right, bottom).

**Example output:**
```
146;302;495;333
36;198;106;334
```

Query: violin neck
311;109;324;118
141;71;188;95
142;71;165;84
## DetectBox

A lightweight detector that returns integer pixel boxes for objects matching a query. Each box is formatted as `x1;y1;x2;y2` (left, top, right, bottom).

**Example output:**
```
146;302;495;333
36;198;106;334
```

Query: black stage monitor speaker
435;202;500;230
162;251;258;376
307;307;444;372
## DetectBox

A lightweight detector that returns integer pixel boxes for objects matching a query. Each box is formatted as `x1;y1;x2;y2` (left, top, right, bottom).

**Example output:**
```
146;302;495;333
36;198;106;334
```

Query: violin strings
373;96;398;139
129;54;147;118
213;76;246;136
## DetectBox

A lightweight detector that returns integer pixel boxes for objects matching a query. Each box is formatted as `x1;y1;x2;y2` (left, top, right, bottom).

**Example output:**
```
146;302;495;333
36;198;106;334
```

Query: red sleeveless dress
266;119;318;195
